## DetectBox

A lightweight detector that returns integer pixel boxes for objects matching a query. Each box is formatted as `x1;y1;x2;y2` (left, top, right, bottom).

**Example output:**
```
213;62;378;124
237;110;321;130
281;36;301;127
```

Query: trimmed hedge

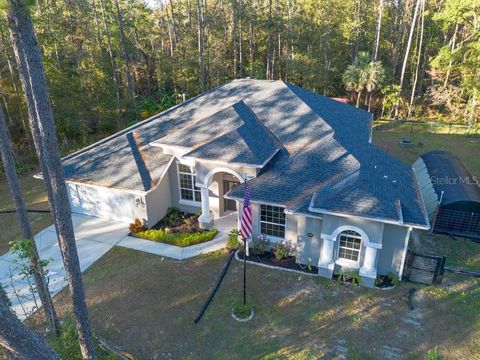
133;228;218;247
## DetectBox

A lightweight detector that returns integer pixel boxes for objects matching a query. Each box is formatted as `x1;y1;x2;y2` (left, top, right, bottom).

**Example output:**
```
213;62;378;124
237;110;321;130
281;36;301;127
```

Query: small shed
413;150;480;239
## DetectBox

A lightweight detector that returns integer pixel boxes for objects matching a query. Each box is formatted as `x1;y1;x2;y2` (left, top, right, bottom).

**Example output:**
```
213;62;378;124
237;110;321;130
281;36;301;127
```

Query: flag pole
243;176;247;306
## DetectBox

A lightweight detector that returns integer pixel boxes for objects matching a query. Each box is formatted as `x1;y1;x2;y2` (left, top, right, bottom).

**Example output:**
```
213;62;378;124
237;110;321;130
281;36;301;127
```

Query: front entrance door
223;179;240;212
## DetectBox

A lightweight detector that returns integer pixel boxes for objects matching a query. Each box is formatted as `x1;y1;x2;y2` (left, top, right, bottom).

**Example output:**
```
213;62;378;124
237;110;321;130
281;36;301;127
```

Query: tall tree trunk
0;105;60;337
113;0;136;108
7;1;96;359
196;0;205;91
266;0;273;79
395;0;421;118
0;23;33;151
373;0;383;61
0;298;60;360
407;0;425;118
443;22;458;89
248;0;254;77
356;90;362;107
238;0;243;78
232;0;238;78
99;0;122;125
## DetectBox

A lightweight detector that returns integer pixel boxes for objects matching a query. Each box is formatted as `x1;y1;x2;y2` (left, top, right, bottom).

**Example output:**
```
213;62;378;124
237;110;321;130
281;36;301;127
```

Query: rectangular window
338;231;362;262
260;205;286;239
177;164;201;203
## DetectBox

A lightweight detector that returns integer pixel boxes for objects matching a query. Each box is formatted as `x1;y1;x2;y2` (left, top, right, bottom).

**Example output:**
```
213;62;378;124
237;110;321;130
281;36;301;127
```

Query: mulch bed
238;250;318;275
374;275;396;288
151;211;201;233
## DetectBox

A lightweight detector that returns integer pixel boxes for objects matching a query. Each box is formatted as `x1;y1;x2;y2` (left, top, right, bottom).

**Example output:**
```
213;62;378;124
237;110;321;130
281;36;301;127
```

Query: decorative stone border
374;285;396;291
231;308;255;322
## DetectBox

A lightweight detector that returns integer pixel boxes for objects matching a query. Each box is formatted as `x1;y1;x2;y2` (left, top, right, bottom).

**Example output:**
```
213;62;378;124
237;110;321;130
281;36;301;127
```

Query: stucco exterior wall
295;213;410;278
67;182;147;223
144;172;172;228
377;224;410;277
297;217;323;265
168;160;202;214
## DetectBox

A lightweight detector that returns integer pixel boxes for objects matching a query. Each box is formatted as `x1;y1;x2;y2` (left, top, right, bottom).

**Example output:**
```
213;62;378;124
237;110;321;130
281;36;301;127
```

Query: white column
360;246;378;277
318;237;336;278
198;186;213;226
319;238;335;266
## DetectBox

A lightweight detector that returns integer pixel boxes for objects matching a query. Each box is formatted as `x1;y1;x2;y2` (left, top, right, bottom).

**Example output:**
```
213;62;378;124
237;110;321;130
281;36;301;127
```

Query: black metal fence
373;119;480;136
403;250;446;285
434;208;480;240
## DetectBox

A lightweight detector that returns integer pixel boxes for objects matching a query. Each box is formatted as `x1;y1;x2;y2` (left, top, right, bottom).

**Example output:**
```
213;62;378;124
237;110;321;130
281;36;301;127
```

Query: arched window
337;230;362;262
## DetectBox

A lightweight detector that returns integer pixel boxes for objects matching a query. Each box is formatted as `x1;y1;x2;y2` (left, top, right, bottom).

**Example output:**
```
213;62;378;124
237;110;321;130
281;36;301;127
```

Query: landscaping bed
237;250;318;275
130;207;218;247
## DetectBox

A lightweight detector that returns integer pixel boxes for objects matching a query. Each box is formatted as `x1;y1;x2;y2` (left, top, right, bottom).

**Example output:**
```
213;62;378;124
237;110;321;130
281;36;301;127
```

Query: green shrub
232;301;253;319
250;235;270;255
273;240;294;260
134;228;218;247
387;272;400;286
163;207;182;227
424;347;443;360
227;229;240;250
350;272;363;286
336;270;363;286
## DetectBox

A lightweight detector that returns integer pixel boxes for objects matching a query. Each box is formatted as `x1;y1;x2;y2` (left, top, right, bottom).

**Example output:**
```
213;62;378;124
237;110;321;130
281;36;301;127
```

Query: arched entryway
197;167;244;229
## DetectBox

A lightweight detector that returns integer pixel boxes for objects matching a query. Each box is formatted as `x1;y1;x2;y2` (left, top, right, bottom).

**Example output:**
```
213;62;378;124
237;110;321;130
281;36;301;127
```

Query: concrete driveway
0;213;129;320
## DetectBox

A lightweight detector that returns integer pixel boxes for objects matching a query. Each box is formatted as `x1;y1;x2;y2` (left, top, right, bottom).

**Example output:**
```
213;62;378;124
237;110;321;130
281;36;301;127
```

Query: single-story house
54;79;430;287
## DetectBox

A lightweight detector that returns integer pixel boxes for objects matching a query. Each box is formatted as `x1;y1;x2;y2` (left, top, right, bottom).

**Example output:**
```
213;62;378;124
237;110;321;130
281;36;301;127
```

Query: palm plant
342;51;384;109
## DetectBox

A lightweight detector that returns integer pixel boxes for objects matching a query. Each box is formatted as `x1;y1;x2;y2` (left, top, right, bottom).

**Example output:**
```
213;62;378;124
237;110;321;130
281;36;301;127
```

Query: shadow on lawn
28;248;480;360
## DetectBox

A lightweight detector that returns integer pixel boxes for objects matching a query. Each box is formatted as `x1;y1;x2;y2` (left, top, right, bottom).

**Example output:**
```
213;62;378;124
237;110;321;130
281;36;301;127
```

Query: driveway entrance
0;213;129;319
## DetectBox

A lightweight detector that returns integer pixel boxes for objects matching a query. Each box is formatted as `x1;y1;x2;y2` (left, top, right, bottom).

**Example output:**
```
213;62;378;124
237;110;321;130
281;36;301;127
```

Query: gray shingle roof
307;145;428;226
183;102;279;167
61;79;428;226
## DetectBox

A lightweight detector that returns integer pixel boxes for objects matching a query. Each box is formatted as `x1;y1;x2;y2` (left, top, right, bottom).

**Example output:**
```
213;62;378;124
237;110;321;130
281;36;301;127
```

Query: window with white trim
338;230;362;261
177;164;201;202
260;205;286;238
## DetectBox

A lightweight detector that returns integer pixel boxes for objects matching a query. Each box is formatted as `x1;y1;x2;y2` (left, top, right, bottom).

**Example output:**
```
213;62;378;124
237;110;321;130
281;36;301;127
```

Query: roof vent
392;180;397;185
383;175;388;180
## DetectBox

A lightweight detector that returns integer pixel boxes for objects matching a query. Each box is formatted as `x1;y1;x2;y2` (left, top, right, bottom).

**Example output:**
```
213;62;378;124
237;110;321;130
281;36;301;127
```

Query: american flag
240;182;253;241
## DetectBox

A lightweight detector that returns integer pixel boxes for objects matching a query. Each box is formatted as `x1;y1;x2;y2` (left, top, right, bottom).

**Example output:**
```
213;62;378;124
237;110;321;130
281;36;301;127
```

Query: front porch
196;167;246;230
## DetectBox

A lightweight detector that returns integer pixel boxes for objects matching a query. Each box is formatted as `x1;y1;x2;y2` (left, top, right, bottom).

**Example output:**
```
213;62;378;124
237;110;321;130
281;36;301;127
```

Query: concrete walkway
0;214;130;320
117;212;237;259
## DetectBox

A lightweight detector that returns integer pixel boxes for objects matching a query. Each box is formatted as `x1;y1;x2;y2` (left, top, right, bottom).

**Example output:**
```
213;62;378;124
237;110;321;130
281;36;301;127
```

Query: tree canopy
0;0;478;159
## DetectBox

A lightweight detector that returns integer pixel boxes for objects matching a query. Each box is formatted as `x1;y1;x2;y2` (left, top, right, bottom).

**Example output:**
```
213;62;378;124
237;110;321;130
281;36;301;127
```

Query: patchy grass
29;247;480;359
411;231;480;272
372;130;480;178
133;228;218;247
0;172;51;255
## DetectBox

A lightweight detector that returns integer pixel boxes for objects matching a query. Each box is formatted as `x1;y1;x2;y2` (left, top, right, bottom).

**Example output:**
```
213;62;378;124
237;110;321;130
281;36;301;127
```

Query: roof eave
307;205;430;230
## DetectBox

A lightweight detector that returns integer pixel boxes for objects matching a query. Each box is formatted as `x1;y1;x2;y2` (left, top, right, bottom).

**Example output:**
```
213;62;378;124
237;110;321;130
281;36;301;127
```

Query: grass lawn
410;231;480;273
372;130;480;178
29;247;480;360
0;172;51;255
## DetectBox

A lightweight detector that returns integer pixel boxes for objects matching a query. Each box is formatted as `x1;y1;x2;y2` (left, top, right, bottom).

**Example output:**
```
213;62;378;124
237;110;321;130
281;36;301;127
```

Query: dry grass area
30;247;480;360
411;231;480;273
372;130;480;178
0;172;51;255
